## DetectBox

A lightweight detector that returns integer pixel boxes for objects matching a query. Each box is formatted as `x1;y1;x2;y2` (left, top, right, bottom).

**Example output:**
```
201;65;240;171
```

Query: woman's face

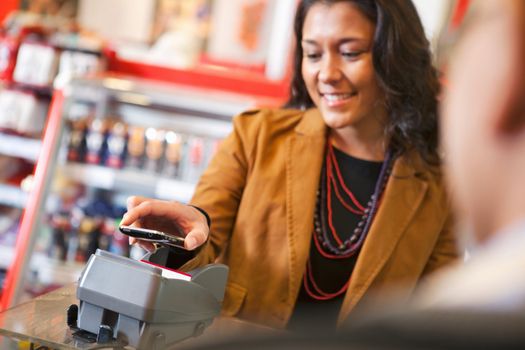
301;2;385;132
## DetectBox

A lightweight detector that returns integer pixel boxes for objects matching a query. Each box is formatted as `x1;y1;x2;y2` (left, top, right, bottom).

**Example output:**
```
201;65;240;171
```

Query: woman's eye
342;51;362;59
304;52;321;60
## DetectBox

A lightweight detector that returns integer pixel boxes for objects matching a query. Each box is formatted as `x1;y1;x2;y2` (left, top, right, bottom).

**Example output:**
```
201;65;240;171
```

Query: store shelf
0;133;42;162
0;183;28;209
0;245;84;285
60;163;196;203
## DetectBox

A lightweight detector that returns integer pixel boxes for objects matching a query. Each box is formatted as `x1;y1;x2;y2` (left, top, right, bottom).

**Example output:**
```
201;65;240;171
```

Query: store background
0;0;468;311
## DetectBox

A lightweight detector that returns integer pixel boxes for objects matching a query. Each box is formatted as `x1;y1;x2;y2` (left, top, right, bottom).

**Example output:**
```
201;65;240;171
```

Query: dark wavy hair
286;0;441;167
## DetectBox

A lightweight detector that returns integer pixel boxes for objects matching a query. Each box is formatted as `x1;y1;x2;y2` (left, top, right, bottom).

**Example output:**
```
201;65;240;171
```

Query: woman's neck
329;127;386;161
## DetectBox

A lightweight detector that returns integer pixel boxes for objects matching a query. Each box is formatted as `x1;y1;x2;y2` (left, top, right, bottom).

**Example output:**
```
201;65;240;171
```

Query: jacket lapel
338;156;429;322
285;108;326;305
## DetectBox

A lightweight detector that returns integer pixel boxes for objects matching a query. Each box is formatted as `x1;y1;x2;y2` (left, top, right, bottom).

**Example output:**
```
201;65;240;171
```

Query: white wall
78;0;156;43
412;0;453;45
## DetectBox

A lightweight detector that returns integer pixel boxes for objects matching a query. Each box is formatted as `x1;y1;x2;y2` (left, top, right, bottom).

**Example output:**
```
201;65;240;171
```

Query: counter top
0;284;279;349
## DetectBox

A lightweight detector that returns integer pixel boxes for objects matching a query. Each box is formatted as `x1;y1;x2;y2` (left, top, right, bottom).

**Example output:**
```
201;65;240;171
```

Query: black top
287;146;383;331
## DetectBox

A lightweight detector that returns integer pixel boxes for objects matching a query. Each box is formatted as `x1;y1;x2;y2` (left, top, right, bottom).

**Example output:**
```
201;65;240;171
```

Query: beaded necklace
303;143;394;300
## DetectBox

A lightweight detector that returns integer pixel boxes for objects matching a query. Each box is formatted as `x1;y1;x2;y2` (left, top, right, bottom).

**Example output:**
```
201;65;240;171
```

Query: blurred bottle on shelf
105;121;128;169
182;136;204;182
66;118;88;162
145;127;166;173
126;125;146;169
163;131;184;178
85;118;107;165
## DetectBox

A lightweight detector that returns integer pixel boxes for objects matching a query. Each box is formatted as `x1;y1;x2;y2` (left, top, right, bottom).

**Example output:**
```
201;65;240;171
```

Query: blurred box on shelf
0;89;48;136
54;50;106;88
13;41;59;87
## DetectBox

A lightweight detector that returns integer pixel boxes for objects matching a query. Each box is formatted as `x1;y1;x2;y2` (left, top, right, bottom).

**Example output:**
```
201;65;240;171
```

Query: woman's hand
120;196;210;252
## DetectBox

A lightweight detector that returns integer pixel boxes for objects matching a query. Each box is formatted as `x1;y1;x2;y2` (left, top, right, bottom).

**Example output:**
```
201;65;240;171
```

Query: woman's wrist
188;205;211;228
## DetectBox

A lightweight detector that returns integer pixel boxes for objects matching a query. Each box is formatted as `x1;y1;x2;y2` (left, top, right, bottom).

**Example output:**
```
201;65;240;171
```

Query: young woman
121;0;458;330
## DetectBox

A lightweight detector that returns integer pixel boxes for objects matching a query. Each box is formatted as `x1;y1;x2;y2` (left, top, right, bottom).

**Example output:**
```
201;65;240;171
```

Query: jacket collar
294;108;326;137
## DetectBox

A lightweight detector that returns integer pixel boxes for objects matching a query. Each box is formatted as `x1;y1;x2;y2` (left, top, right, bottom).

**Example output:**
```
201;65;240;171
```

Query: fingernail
186;237;197;250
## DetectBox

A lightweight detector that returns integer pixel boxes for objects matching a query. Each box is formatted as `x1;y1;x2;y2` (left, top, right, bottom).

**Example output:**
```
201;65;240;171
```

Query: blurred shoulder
395;151;447;198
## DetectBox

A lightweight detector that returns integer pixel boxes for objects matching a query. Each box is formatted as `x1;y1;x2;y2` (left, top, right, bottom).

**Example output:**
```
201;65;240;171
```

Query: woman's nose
318;56;343;83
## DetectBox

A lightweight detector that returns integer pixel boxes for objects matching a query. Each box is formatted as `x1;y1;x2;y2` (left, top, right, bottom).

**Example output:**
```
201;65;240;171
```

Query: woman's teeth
323;93;354;102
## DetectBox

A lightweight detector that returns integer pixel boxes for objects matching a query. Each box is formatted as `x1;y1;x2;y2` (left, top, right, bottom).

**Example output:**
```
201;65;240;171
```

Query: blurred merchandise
0;157;34;187
13;41;59;87
64;115;222;183
126;125;146;169
0;206;22;247
105;121;127;169
84;118;107;165
0;89;47;136
54;49;105;88
48;186;126;263
0;155;24;181
66;117;88;162
163;130;183;177
144;127;166;173
182;135;204;182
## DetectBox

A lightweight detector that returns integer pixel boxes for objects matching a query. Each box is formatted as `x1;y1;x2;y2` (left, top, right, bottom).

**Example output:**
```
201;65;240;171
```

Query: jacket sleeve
421;211;460;277
179;110;259;271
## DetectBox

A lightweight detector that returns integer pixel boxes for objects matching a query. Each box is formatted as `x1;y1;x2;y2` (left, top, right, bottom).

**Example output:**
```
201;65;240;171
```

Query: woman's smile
320;92;358;108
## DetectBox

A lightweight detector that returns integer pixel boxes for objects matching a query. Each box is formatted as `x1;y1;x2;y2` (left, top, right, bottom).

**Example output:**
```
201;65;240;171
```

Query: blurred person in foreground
415;0;525;310
121;0;458;331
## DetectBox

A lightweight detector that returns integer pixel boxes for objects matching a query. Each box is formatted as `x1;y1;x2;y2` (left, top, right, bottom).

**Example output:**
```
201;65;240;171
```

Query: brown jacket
184;108;457;328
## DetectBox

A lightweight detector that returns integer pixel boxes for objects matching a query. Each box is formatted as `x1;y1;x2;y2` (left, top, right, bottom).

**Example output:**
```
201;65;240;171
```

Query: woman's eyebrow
302;37;365;45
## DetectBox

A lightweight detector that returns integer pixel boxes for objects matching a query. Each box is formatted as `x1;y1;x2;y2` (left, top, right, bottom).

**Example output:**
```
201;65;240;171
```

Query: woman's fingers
127;195;149;210
122;199;169;226
184;226;209;250
122;196;210;251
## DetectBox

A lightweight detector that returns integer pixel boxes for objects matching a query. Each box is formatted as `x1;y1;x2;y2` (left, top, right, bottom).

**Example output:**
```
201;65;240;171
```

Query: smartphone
119;225;187;250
